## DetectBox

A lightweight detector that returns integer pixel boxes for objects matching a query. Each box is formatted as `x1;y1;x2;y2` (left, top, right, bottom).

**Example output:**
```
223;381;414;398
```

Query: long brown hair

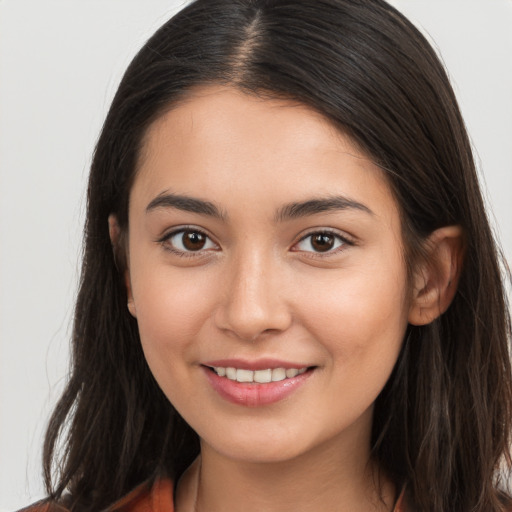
42;1;512;510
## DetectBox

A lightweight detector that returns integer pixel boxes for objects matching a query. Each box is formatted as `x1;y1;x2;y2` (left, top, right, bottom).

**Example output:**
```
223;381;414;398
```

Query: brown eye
294;231;347;254
182;230;207;251
311;233;335;252
164;229;217;254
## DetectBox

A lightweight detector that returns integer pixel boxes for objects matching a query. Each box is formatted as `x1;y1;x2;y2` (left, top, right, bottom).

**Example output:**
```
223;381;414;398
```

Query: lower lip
203;367;313;407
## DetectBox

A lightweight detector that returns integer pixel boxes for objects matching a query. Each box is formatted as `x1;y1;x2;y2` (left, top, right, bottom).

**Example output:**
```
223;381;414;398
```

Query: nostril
214;304;293;342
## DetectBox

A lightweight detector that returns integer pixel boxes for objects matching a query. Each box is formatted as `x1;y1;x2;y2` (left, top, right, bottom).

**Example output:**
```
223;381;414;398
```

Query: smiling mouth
207;366;311;384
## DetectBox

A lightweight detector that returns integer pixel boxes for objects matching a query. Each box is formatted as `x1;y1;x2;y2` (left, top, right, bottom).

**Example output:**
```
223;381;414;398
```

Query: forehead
132;85;398;223
138;85;354;169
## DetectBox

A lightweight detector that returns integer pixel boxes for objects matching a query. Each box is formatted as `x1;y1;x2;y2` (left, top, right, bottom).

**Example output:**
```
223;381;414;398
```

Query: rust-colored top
18;478;409;511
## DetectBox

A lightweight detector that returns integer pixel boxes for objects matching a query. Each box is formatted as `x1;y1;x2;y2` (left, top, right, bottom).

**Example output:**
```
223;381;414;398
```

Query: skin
111;85;463;511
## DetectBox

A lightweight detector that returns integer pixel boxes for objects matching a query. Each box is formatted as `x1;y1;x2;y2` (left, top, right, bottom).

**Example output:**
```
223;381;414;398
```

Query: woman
21;0;512;510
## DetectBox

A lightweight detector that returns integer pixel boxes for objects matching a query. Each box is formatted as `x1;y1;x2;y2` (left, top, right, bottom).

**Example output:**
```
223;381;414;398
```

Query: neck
175;436;395;512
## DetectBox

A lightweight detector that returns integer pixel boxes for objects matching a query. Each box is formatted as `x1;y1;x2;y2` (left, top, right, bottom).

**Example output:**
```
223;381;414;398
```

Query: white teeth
236;369;254;383
271;368;286;381
213;366;309;383
254;369;272;383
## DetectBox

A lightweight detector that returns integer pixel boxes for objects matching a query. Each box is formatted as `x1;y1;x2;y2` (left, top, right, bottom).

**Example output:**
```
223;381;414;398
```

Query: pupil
312;234;334;252
183;231;206;251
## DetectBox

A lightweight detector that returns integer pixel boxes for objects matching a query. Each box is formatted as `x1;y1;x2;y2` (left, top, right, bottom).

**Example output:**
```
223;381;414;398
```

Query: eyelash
157;227;354;258
293;229;354;256
158;226;218;258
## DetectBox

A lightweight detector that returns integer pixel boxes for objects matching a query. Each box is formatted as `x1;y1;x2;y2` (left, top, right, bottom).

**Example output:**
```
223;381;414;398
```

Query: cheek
138;281;202;340
300;268;408;424
298;255;410;368
130;267;217;378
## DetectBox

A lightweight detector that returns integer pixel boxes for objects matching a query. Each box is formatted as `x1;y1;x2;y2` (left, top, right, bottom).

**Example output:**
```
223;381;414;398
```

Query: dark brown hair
42;1;512;510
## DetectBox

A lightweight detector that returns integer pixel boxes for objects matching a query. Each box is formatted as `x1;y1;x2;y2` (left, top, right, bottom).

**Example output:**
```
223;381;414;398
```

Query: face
124;86;412;465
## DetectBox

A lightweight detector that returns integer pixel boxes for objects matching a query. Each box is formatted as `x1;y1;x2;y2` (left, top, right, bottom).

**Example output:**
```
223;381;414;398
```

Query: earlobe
408;225;465;326
108;214;121;249
108;214;137;318
127;297;137;317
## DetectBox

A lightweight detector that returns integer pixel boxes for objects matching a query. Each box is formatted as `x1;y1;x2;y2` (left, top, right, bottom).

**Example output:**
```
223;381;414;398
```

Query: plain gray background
1;1;511;509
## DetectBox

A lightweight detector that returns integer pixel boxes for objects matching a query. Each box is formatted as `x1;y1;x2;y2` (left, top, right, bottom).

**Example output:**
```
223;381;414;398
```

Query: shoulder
392;487;407;512
393;486;418;512
16;502;67;512
16;477;175;512
109;477;174;511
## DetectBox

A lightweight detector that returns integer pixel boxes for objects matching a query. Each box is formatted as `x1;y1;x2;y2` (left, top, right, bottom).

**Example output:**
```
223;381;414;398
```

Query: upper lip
202;358;313;371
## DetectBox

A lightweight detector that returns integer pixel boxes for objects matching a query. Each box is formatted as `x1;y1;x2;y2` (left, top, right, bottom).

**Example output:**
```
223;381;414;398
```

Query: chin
198;422;333;466
210;441;309;465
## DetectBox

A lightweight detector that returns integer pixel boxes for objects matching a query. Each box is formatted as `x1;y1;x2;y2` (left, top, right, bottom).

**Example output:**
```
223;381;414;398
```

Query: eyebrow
146;192;373;221
275;196;373;222
146;192;226;220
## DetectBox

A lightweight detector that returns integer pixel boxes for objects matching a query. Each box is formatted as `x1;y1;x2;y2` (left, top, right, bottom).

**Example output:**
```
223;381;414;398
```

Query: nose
214;249;293;341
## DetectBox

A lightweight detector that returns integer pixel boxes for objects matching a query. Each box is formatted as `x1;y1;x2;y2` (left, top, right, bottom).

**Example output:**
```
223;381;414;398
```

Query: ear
108;214;137;318
408;226;465;326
